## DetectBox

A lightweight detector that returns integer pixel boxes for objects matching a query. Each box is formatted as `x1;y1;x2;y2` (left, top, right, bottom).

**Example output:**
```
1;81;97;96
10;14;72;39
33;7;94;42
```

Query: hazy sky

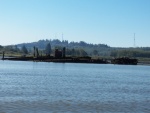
0;0;150;47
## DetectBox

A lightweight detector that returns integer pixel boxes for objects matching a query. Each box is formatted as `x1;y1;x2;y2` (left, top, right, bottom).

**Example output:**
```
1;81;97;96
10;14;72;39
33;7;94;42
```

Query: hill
16;39;111;56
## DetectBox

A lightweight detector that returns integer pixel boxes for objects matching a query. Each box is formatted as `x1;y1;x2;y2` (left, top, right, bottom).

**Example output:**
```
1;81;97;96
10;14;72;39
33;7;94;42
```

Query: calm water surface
0;60;150;113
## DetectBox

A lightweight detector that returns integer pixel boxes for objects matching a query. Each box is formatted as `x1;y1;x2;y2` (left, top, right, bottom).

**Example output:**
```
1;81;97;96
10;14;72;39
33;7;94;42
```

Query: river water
0;60;150;113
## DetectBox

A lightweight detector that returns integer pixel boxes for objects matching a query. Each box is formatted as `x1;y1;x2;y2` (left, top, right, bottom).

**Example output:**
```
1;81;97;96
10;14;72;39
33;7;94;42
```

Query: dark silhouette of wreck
111;57;138;65
1;45;138;65
2;46;108;64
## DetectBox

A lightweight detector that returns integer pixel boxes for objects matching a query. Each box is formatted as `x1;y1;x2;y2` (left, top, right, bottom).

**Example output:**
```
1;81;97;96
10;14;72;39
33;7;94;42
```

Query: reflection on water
0;60;150;113
0;100;150;113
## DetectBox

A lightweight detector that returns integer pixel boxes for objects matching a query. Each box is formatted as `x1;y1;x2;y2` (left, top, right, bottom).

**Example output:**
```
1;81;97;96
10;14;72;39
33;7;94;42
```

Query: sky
0;0;150;47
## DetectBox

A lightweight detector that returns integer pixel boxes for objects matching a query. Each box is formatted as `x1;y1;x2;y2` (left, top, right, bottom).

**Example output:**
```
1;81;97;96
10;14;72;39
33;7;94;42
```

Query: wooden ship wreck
1;47;108;64
111;57;138;65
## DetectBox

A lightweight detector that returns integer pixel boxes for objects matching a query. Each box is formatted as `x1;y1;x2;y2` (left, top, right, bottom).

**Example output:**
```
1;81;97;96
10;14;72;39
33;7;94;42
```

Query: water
0;60;150;113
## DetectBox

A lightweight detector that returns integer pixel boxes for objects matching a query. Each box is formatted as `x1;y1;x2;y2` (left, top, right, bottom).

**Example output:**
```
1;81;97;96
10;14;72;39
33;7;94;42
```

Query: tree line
0;43;88;57
0;39;150;58
110;49;150;58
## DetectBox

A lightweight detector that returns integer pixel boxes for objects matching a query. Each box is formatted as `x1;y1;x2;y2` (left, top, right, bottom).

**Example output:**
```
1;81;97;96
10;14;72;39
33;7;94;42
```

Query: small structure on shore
55;49;62;58
55;47;66;58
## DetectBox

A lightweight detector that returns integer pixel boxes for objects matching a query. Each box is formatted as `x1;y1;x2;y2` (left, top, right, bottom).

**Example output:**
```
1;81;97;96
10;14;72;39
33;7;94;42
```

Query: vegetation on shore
0;39;150;63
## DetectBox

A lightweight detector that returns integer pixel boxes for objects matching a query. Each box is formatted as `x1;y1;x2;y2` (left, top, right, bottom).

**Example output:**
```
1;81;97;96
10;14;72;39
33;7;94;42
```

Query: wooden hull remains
111;57;138;65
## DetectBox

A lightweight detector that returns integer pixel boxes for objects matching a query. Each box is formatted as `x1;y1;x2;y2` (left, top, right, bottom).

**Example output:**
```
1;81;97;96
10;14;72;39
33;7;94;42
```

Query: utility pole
62;33;64;42
134;33;136;48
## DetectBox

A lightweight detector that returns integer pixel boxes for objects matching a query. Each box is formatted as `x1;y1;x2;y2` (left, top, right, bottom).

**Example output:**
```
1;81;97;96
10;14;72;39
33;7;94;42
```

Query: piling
2;51;5;60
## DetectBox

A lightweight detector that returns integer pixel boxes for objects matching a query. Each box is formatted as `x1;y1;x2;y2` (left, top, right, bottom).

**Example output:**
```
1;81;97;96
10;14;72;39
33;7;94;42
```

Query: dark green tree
0;45;3;49
22;45;28;54
71;48;75;56
45;43;51;56
79;49;88;56
93;50;98;56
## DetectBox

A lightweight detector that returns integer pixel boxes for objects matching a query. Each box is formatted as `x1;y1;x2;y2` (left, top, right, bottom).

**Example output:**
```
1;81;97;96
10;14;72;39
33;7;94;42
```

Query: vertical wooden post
62;47;66;58
33;46;35;57
2;51;5;60
36;48;39;58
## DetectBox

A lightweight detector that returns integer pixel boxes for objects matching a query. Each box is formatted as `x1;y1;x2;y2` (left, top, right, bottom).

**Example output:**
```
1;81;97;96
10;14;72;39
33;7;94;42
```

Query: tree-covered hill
17;39;109;49
16;39;111;56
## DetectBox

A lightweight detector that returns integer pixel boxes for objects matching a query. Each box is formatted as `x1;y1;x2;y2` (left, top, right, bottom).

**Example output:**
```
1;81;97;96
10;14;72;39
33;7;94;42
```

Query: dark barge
111;57;138;65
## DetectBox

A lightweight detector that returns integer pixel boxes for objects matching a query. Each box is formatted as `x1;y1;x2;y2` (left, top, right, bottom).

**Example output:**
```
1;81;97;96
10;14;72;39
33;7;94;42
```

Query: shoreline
1;56;149;66
1;57;108;64
1;59;150;66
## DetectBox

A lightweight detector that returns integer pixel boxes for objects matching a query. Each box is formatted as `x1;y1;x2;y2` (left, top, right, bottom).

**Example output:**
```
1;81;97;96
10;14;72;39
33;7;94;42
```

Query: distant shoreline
1;59;150;66
1;57;108;64
137;62;150;66
1;57;150;66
